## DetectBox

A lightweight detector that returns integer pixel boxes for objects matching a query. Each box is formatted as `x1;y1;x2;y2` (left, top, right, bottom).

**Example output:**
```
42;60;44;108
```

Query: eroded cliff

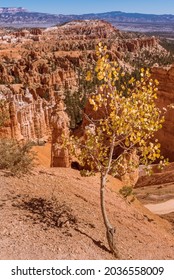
152;65;174;160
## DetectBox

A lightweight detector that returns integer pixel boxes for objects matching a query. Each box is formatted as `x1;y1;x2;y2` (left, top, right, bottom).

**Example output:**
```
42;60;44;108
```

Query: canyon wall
152;65;174;161
0;85;54;142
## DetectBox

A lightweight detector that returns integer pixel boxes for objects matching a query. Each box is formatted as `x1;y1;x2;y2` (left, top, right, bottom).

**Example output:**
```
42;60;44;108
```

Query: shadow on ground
12;195;112;255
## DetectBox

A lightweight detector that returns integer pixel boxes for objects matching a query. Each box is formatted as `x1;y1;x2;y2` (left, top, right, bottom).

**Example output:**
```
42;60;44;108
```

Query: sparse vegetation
119;186;133;198
0;139;36;176
124;48;174;68
64;89;86;128
160;38;174;55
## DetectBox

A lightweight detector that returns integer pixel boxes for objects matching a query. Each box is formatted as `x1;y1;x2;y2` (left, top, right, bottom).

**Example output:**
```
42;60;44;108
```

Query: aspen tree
65;43;166;257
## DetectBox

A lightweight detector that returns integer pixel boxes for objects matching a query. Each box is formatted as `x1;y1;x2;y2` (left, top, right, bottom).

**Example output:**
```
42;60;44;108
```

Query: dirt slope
32;143;51;167
0;167;173;260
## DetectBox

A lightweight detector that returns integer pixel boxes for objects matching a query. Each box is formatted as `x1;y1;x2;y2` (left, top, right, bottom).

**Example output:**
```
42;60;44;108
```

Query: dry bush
119;186;133;198
0;139;36;176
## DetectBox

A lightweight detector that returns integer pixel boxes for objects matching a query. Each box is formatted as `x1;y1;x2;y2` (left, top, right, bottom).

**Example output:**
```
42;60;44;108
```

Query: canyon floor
135;163;174;231
0;145;174;260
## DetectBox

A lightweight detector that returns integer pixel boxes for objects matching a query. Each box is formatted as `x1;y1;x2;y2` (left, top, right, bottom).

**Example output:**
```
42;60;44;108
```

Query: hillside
0;166;173;260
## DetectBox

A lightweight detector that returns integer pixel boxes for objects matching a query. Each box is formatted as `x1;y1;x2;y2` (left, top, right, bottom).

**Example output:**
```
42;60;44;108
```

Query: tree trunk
100;174;119;258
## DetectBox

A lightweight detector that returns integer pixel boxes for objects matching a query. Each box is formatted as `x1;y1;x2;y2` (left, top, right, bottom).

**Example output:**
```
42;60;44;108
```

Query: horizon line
0;7;174;17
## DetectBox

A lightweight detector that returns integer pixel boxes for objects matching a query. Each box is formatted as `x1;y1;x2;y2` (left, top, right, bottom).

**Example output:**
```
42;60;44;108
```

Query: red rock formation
0;85;54;142
0;20;161;100
0;20;165;170
9;100;23;140
51;91;70;167
152;65;174;161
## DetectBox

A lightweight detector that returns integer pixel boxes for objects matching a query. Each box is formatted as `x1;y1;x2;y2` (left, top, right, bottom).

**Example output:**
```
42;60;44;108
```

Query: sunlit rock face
50;91;70;168
0;85;54;142
152;65;174;161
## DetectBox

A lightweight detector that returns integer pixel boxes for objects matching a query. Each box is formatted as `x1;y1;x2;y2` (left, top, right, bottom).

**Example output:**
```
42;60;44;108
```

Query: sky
0;0;174;15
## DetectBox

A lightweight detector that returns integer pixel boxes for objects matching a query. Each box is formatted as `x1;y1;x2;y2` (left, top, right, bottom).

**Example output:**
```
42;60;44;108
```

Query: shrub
119;186;133;198
64;89;86;129
0;139;36;176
